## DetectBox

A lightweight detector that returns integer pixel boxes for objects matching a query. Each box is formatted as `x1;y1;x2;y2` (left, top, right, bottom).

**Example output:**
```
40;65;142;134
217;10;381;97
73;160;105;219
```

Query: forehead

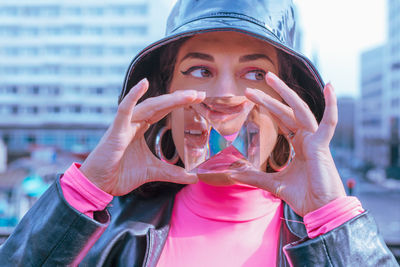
177;31;277;57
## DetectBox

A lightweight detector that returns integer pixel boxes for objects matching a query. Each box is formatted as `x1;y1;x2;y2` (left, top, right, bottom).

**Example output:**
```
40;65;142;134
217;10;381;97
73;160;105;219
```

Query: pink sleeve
60;163;113;219
304;196;365;239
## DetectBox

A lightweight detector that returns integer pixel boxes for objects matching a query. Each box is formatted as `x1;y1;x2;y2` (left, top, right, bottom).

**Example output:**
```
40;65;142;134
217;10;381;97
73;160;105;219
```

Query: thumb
229;168;282;197
155;161;199;185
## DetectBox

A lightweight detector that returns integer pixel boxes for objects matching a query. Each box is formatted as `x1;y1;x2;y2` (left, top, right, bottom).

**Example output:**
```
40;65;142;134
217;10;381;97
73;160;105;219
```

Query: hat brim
121;17;325;122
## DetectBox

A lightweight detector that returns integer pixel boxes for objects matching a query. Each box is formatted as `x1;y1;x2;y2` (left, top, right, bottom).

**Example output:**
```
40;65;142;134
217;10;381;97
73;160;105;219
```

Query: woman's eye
181;67;212;78
243;70;266;81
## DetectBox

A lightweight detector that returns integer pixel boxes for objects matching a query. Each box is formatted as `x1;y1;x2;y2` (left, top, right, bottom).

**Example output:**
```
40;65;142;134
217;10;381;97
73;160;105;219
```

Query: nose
207;70;242;97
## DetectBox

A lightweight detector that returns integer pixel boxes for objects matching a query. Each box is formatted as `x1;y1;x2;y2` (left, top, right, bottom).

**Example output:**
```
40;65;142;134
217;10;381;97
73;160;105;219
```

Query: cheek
170;109;185;162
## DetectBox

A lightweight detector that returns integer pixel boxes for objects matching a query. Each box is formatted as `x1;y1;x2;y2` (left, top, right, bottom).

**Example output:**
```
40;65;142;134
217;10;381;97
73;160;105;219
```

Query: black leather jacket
0;176;397;266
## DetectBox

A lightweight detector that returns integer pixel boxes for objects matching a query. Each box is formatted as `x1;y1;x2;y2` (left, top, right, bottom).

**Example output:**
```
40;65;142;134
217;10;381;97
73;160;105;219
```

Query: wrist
79;161;112;194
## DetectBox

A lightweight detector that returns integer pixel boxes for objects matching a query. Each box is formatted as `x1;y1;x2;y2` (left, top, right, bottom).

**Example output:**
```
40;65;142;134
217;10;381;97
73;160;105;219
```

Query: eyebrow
180;52;214;63
239;54;274;65
179;52;275;66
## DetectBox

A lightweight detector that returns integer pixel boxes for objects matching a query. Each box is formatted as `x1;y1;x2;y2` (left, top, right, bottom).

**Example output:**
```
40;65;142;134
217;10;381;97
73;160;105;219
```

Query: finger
154;160;199;184
314;83;337;144
245;87;297;132
229;168;283;197
114;78;149;129
270;113;292;136
265;72;318;132
132;90;206;124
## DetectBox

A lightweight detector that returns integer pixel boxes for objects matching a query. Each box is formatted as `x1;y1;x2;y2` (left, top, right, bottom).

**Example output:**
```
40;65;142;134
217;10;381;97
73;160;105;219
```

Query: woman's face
169;31;282;185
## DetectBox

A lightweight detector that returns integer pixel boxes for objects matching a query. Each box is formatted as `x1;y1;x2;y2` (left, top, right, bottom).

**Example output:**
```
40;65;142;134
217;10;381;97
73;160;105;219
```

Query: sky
294;0;387;97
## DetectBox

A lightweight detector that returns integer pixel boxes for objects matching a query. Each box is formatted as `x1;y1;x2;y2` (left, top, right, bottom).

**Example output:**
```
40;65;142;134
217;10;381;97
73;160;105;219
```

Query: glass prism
183;96;260;174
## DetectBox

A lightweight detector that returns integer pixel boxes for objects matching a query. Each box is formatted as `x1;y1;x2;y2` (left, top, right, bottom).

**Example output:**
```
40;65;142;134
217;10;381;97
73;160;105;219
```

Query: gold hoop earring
155;126;179;164
268;135;295;172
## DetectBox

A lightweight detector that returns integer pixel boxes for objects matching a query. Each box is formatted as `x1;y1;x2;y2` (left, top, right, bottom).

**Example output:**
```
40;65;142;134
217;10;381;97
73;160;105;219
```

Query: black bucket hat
120;0;325;122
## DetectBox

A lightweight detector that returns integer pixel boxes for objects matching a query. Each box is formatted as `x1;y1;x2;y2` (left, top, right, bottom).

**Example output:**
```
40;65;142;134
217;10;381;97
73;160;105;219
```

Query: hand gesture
230;72;346;217
80;78;205;196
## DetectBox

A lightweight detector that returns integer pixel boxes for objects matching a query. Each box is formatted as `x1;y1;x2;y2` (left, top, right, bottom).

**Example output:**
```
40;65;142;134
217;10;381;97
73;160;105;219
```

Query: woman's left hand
230;72;346;217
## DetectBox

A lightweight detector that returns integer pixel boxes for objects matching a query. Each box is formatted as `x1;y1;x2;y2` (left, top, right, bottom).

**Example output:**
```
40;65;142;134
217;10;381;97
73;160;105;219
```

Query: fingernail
246;87;257;93
197;91;206;99
328;82;335;91
267;71;278;79
182;90;196;96
137;77;148;87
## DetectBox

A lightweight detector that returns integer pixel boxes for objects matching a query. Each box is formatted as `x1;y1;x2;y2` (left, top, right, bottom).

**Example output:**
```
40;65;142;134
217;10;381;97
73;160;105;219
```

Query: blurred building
0;0;171;157
356;0;400;168
387;0;400;168
333;97;355;149
356;46;388;167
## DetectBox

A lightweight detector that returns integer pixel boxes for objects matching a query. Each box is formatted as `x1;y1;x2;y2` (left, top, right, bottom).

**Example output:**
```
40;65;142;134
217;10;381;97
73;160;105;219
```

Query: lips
201;97;248;115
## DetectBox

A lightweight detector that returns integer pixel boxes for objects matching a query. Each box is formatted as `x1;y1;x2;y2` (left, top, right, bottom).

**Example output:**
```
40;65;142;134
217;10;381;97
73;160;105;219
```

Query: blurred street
341;169;400;260
356;179;400;244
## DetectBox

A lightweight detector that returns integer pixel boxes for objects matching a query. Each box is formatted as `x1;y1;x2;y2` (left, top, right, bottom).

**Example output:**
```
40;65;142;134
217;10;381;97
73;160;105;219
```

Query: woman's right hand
79;78;205;196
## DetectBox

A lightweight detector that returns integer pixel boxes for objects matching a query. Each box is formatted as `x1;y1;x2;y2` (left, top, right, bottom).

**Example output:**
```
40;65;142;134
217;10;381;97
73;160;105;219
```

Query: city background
0;0;399;260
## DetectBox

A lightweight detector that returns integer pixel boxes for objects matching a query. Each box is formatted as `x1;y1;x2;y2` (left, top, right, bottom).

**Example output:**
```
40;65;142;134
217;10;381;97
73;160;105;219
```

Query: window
86;26;103;35
82;66;102;75
48;86;60;95
392;80;400;91
71;105;82;113
21;7;41;17
126;26;147;35
110;4;148;16
32;86;40;95
43;134;56;145
27;106;39;114
43;65;60;75
110;26;147;36
94;87;104;95
64;46;81;56
65;25;82;35
3;47;18;56
11;105;19;114
392;98;400;108
6;86;18;94
85;46;103;56
392;62;400;71
0;26;19;36
0;7;18;16
26;135;36;144
46;27;62;35
109;46;125;55
2;134;10;145
65;7;82;16
46;46;62;55
109;66;125;75
22;27;39;36
64;66;81;76
87;7;104;16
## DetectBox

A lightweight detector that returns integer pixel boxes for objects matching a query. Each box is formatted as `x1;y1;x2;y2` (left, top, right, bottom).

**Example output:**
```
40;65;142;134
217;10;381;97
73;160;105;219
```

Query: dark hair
122;36;325;198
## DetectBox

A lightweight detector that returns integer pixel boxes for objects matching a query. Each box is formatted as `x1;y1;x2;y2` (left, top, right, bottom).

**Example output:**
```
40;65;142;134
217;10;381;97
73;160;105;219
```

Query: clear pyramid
183;96;260;174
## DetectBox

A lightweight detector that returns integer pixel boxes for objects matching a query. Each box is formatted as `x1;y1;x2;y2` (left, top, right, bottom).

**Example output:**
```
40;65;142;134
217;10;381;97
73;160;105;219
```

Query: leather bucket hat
120;0;325;122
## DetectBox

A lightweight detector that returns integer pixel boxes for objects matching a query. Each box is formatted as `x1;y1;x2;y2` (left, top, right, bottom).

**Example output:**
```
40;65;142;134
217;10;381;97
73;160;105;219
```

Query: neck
178;180;281;222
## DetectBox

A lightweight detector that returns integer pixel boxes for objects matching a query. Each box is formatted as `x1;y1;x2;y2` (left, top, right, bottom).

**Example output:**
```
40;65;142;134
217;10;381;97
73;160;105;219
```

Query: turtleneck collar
178;180;281;222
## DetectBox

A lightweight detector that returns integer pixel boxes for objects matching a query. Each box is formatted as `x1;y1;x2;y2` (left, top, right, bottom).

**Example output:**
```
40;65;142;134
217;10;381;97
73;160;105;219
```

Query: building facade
387;0;400;167
0;0;171;156
356;0;400;168
356;46;388;167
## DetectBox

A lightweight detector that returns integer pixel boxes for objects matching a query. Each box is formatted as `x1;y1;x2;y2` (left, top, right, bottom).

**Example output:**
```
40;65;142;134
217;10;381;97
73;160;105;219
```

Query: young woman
1;0;397;266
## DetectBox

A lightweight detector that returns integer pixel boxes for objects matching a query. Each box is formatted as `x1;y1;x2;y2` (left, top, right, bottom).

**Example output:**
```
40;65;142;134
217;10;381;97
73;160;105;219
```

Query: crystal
183;96;261;174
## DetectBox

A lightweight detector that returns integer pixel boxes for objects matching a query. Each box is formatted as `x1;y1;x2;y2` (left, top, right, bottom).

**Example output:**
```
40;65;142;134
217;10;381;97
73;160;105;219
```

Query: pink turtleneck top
60;163;364;265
